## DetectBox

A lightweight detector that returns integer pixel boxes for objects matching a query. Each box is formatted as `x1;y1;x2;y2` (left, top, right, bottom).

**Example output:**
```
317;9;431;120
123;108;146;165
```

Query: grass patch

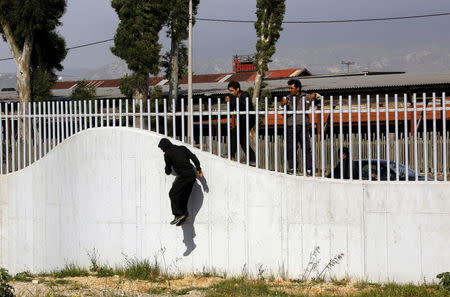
205;278;295;297
13;271;34;282
51;263;90;278
95;265;116;277
119;257;161;280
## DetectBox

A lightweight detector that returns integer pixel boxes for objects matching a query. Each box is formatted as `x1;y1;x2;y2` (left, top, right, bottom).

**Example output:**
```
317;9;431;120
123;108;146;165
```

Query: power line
0;38;113;62
197;12;450;24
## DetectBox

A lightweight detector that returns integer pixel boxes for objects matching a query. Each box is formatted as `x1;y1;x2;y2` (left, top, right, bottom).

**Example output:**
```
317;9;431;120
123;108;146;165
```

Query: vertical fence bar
236;98;240;162
413;93;418;180
164;98;168;136
358;95;362;180
56;101;60;145
64;101;68;140
11;103;16;171
339;96;343;179
147;99;151;132
44;102;48;154
283;103;287;173
330;96;334;179
246;97;250;165
311;99;316;177
112;99;116;127
100;100;104;128
181;98;185;143
404;94;409;181
52;102;56;149
208;98;212;153
119;99;123;128
217;98;221;156
78;101;82;132
385;95;390;181
89;100;93;128
227;100;231;160
255;97;259;168
274;97;278;172
0;103;3;174
302;96;306;175
94;100;98;128
82;100;86;131
124;99;128;128
348;95;353;179
432;93;437;180
29;102;33;165
17;103;21;169
320;96;325;177
139;100;143;130
69;101;73;136
293;95;297;174
376;95;380;181
423;93;428;180
264;98;268;169
155;99;159;134
173;98;177;139
442;92;447;181
132;99;136;128
32;102;37;162
367;95;372;181
106;99;110;127
395;94;400;180
199;98;202;150
5;104;9;173
38;102;42;159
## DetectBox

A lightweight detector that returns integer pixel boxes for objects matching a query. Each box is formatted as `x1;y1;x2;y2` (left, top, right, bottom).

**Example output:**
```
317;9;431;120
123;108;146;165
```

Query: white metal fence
1;93;449;181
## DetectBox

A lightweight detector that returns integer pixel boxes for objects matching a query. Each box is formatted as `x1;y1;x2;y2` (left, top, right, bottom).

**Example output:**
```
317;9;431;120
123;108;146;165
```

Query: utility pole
188;0;193;145
341;61;355;73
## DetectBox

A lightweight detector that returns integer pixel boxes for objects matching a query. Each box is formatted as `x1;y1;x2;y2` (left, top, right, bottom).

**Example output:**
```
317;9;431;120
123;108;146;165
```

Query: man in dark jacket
158;138;203;226
225;80;256;164
281;79;317;175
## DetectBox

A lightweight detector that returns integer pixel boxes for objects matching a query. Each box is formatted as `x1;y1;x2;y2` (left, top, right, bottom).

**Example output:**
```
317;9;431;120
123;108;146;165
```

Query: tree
111;0;169;100
253;0;285;103
162;0;200;101
0;0;67;103
71;81;96;101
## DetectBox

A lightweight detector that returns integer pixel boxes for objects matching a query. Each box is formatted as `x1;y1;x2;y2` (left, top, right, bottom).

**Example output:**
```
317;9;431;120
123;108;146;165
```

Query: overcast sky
1;0;449;75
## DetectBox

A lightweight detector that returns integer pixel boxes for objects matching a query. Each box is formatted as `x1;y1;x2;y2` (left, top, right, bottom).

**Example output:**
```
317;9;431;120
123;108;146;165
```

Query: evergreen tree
0;0;67;102
111;0;169;100
253;0;285;103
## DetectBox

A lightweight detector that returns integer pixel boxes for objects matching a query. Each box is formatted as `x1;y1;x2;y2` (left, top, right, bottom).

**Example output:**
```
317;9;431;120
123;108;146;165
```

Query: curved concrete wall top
1;128;449;283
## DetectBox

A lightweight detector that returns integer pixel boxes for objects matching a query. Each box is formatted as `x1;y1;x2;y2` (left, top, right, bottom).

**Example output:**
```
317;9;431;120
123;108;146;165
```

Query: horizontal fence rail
1;93;449;182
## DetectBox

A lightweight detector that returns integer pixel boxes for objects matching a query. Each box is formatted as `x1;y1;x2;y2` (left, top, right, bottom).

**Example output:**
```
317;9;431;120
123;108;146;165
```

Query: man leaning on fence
281;79;318;175
225;81;256;164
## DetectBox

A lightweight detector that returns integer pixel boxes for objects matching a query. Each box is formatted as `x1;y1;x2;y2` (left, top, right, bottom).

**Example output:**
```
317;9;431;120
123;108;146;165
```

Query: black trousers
230;127;256;162
287;125;312;171
169;169;196;216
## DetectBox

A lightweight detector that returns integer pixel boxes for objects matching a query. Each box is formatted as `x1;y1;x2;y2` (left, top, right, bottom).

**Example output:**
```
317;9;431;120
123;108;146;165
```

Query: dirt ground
11;275;372;297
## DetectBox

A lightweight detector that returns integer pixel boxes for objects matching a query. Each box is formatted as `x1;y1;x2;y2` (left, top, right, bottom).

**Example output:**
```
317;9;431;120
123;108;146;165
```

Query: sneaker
287;168;295;174
306;169;313;176
249;160;256;167
176;216;190;226
170;215;185;225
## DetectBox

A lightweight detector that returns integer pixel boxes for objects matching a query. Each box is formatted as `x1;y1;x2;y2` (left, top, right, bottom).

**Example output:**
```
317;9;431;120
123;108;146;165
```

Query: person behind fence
281;79;317;175
327;147;350;179
225;81;256;164
158;138;203;226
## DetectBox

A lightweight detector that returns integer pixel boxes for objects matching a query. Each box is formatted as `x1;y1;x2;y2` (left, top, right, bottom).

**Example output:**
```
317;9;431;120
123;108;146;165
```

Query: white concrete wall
0;128;449;283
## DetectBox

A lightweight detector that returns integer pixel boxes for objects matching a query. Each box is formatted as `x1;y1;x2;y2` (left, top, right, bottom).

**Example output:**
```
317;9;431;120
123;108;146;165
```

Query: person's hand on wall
225;96;231;102
196;170;203;178
281;97;288;106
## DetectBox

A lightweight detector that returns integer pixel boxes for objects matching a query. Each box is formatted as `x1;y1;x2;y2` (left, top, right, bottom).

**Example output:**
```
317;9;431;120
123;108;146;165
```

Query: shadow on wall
181;176;209;256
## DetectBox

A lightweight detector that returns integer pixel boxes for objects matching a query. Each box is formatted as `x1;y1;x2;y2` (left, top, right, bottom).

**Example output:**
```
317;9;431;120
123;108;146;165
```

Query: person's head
158;138;173;152
287;79;302;96
340;147;349;159
227;81;241;97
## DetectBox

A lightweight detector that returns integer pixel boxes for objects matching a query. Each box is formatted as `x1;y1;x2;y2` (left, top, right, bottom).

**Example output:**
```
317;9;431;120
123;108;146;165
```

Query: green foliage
161;42;188;81
13;271;33;282
119;73;149;99
254;0;286;73
111;0;169;76
0;0;67;102
31;68;56;102
437;272;450;290
51;263;90;278
206;278;293;297
119;256;161;280
71;80;97;101
0;268;15;297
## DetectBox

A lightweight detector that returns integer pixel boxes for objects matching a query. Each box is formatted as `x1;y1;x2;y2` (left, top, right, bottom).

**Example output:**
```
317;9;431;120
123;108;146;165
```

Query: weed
13;271;33;282
0;268;15;297
205;278;294;297
87;248;100;272
330;276;350;286
300;246;320;282
314;252;344;281
96;265;116;277
51;263;90;278
120;255;160;280
437;272;450;290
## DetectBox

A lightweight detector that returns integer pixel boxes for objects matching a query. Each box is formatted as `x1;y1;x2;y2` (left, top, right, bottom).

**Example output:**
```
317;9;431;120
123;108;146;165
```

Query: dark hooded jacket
158;138;201;175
